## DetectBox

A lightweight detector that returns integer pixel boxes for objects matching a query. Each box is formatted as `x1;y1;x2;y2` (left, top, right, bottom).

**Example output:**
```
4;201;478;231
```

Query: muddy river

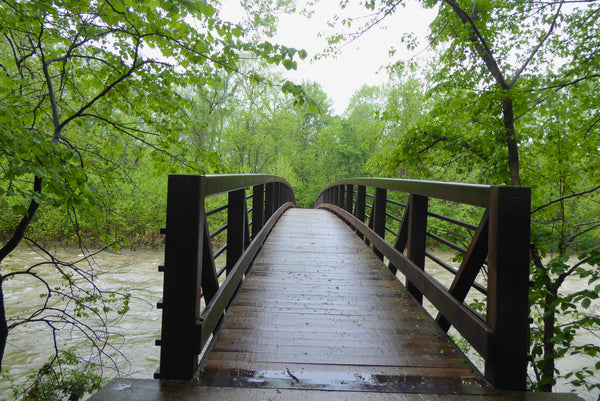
0;246;597;400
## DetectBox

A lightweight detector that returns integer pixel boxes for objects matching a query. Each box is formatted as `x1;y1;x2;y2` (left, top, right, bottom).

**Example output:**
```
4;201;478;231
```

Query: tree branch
443;0;509;89
510;0;565;87
343;0;405;48
0;176;42;264
532;185;600;214
58;39;148;131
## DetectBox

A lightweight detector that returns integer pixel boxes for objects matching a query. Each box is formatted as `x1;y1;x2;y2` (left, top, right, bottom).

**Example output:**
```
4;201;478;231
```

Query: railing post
265;182;274;220
158;175;205;379
252;184;264;240
485;186;530;390
345;184;354;213
355;186;366;222
273;182;279;209
227;188;245;275
277;182;283;207
406;194;428;304
373;187;387;260
389;204;409;275
355;185;366;240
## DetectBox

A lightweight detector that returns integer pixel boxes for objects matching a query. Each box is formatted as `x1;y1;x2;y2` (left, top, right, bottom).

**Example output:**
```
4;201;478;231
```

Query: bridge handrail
319;177;492;207
202;174;293;197
314;177;531;391
155;174;295;380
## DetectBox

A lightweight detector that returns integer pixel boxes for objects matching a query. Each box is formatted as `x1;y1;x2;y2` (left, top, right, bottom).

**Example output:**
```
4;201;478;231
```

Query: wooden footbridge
91;175;581;401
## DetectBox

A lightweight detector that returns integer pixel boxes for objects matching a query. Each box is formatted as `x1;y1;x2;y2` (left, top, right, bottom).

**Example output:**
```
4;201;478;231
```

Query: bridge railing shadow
315;178;531;391
155;174;295;380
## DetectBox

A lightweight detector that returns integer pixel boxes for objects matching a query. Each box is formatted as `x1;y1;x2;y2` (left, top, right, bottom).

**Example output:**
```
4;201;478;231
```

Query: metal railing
155;174;295;380
315;178;531;391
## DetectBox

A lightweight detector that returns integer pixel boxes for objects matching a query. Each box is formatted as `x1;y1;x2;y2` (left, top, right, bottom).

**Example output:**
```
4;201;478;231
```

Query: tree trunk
502;97;521;186
0;176;42;368
541;286;557;392
0;283;7;370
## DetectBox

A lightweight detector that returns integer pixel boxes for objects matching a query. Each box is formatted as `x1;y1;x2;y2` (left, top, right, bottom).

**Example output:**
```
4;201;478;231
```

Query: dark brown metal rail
155;174;295;380
314;178;531;391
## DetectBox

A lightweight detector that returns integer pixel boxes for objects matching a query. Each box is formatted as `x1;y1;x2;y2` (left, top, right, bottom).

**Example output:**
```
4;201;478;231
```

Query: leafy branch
532;185;600;214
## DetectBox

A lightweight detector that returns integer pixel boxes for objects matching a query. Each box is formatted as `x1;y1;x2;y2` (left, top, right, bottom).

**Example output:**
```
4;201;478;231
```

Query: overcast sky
220;1;436;115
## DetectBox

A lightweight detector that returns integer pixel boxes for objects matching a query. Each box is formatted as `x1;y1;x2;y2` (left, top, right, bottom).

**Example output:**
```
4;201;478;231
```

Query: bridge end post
485;186;531;390
158;175;205;380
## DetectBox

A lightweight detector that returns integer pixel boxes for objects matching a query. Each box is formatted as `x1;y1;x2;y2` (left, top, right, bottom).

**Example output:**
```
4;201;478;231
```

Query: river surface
0;246;598;400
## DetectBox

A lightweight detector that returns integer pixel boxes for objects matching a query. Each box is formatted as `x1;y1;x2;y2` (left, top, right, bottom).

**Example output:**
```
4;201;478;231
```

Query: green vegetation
0;0;599;398
3;349;104;401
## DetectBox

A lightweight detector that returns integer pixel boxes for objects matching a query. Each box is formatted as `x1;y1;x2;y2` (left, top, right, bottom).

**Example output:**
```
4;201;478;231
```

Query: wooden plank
205;350;470;369
198;209;490;394
90;378;585;401
203;361;478;379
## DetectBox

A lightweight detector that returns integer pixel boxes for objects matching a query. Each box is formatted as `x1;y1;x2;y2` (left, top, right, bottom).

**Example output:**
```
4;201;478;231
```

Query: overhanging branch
532;185;600;214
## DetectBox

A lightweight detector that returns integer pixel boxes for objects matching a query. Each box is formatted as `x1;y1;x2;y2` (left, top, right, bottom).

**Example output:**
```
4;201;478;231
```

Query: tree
522;83;600;392
0;0;304;372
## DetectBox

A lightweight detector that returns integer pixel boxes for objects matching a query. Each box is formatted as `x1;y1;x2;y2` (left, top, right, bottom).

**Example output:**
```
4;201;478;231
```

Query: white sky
220;1;436;115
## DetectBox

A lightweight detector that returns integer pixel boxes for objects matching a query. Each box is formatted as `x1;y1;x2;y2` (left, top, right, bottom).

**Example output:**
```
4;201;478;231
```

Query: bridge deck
197;208;490;395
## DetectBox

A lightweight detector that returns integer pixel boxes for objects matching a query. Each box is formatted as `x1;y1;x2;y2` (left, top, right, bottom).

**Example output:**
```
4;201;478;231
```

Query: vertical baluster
355;186;366;222
372;188;387;260
355;185;366;240
388;203;409;275
227;188;245;275
265;182;274;221
243;189;250;249
252;184;264;240
345;184;354;213
276;182;282;209
406;194;428;304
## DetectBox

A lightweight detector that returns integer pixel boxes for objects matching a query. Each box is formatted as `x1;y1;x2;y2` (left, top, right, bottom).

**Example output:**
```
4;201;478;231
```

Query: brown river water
0;246;598;400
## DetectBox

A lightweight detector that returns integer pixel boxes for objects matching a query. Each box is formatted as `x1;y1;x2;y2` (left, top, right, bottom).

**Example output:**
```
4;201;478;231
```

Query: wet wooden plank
198;209;492;394
90;378;585;401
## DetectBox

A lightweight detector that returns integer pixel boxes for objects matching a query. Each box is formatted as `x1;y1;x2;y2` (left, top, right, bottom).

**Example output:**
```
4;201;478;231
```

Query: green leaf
282;59;297;70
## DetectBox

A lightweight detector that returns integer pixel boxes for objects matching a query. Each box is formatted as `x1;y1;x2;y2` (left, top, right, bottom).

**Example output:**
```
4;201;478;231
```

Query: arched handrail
315;177;531;391
156;174;295;380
